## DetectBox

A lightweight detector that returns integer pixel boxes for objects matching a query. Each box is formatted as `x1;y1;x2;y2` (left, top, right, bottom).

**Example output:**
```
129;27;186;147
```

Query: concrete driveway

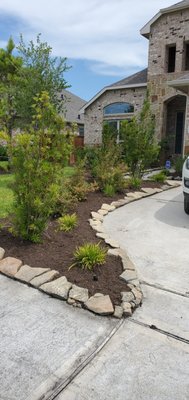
1;186;189;399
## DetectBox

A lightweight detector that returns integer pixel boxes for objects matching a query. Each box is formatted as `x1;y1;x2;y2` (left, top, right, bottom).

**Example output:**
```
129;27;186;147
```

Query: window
103;102;134;115
78;126;84;137
104;120;130;143
183;42;189;71
166;45;176;73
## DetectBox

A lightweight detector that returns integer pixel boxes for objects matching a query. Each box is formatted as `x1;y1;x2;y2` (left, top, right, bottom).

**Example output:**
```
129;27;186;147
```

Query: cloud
0;0;175;76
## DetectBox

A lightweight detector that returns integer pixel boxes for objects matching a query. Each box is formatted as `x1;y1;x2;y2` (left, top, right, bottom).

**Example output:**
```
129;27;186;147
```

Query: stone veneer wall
84;87;146;145
147;8;189;151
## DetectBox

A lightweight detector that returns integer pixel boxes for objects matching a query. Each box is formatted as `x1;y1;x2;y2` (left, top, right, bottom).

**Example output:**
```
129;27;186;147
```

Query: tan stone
15;265;50;282
101;204;115;212
121;291;135;302
0;247;5;260
122;302;132;317
40;276;72;300
85;294;114;315
0;257;22;277
69;284;89;303
97;209;108;216
96;232;109;240
120;270;138;282
91;211;103;221
105;238;119;248
114;306;123;319
30;270;59;287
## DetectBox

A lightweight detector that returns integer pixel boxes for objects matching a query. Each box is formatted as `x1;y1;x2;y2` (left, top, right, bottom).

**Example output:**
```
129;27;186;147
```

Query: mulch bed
0;180;162;306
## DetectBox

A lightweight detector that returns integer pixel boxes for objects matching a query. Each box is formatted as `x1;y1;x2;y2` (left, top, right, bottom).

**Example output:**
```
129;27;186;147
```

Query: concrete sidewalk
1;186;189;400
0;275;118;400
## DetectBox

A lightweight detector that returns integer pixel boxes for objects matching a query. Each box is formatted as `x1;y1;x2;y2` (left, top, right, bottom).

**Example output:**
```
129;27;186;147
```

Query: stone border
0;180;180;318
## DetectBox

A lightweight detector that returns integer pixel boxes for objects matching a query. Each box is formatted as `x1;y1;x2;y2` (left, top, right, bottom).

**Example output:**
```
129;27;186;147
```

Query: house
61;89;86;137
80;0;189;156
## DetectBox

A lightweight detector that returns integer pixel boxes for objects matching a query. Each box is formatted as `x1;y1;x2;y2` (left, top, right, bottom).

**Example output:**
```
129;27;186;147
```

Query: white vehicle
183;156;189;214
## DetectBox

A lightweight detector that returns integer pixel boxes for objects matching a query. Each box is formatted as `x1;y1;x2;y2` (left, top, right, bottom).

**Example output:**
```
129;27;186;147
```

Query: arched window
103;102;134;115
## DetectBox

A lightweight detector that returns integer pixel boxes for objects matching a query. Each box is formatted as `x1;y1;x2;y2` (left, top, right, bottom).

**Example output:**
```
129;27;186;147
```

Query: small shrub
57;213;78;232
0;145;8;161
70;242;107;271
173;156;186;177
128;176;142;189
151;171;167;183
103;183;116;197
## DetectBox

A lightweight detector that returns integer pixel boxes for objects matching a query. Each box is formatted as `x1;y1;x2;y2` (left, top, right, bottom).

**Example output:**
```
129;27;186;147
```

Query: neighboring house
81;0;189;156
61;89;86;137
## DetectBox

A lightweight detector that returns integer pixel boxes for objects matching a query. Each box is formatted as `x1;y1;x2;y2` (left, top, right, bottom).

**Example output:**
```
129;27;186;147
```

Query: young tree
120;96;159;177
0;38;23;136
2;92;73;243
16;34;70;127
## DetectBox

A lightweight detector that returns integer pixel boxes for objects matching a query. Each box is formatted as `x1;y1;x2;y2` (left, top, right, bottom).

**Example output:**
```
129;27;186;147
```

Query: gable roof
80;69;147;113
140;0;189;39
61;89;86;123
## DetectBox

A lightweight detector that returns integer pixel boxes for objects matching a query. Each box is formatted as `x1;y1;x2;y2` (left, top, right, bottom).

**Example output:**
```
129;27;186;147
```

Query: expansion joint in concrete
130;318;189;345
141;280;189;299
42;319;124;400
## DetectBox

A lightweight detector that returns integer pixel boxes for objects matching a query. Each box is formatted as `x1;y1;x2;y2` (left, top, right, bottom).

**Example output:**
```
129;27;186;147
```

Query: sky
0;0;176;101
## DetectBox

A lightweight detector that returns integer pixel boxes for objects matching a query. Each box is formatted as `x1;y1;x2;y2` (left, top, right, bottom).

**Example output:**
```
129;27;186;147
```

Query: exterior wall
147;8;189;151
84;87;146;145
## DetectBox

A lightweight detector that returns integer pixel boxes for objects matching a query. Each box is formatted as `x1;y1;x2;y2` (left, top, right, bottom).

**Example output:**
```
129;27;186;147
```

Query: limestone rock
141;187;157;195
91;211;103;221
98;209;108;216
132;287;143;305
105;238;119;248
0;247;5;260
15;265;50;283
30;270;59;287
122;302;132;317
120;253;135;271
166;180;181;187
96;232;109;240
114;306;123;319
40;276;72;300
107;248;120;257
0;257;22;277
111;199;130;208
121;291;135;302
69;284;89;303
67;298;76;305
120;270;138;282
92;224;104;233
85;294;114;315
101;203;115;212
126;192;142;199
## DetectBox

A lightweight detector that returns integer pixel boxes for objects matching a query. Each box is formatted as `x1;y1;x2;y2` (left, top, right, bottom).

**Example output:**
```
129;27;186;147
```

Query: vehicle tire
184;195;189;214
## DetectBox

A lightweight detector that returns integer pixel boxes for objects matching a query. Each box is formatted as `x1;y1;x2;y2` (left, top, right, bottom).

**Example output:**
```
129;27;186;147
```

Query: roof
80;69;147;113
140;0;189;39
61;89;86;124
107;68;148;87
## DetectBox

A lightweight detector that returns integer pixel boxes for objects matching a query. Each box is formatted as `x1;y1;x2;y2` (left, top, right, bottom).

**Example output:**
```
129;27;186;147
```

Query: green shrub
0;145;8;161
2;92;72;243
70;242;107;271
173;156;187;177
90;140;126;193
151;171;167;183
128;176;141;189
103;183;116;197
57;213;78;232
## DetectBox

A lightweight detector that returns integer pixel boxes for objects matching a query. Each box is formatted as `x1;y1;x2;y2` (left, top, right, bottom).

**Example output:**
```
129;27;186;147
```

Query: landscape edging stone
0;181;180;318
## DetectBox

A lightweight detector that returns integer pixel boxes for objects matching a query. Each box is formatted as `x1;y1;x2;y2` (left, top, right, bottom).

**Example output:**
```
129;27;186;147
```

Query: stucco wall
84;87;146;145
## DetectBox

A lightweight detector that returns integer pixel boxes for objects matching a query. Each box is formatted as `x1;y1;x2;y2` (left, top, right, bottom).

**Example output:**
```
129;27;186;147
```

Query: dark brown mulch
0;181;162;306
